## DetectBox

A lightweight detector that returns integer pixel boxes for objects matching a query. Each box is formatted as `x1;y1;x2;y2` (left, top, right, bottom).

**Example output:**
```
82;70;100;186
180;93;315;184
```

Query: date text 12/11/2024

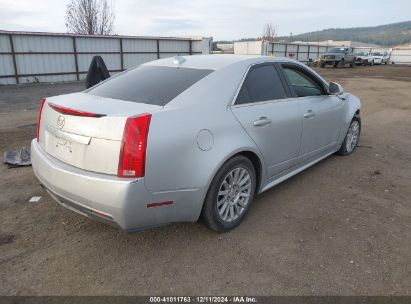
149;296;258;303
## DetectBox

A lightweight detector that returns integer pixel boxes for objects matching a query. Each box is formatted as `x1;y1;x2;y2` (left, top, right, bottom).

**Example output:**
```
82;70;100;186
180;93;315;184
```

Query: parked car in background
354;51;375;66
319;47;356;68
372;51;390;64
31;55;361;232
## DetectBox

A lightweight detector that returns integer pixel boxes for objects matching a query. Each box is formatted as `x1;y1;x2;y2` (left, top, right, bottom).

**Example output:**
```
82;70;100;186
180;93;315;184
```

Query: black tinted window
236;64;287;104
86;65;213;106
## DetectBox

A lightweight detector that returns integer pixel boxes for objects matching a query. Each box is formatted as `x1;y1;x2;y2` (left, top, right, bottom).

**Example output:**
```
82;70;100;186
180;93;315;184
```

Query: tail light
118;113;152;178
36;98;46;142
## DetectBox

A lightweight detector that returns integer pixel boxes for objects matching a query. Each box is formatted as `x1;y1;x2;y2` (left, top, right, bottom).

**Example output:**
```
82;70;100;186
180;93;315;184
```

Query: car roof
145;54;296;70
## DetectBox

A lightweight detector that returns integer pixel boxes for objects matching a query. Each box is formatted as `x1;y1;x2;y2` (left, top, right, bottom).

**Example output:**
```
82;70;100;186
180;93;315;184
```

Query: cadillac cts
31;55;361;232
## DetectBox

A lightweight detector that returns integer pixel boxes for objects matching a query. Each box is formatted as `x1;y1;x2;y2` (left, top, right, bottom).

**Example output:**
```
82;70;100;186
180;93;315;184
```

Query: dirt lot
0;65;410;296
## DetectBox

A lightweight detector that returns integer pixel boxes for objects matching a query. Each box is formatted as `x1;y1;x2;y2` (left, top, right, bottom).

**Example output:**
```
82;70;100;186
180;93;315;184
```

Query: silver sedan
31;55;361;232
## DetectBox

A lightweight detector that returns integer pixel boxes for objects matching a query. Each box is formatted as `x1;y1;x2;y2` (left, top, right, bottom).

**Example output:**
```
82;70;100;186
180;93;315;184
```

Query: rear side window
86;65;213;106
236;64;287;105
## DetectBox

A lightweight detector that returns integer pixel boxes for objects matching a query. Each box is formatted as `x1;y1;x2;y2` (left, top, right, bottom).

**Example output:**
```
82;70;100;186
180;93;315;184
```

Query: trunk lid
38;92;161;175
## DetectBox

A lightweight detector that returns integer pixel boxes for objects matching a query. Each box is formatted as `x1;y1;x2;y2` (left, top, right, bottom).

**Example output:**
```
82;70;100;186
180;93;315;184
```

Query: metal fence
0;31;212;85
234;41;411;64
267;43;330;62
234;41;343;61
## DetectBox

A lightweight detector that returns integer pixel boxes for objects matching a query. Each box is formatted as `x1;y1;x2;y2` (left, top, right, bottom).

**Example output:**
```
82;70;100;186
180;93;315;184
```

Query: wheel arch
234;150;263;194
210;148;265;194
198;148;266;219
337;95;361;145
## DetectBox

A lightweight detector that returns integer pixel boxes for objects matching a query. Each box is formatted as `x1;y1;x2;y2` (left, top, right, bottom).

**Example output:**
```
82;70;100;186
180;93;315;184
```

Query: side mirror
329;82;344;95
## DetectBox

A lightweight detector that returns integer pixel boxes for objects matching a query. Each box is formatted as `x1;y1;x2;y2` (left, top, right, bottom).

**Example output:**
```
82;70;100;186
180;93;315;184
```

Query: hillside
278;21;411;47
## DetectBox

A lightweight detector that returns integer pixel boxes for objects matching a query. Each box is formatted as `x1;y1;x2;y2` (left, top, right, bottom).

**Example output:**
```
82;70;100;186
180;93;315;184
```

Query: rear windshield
86;65;213;106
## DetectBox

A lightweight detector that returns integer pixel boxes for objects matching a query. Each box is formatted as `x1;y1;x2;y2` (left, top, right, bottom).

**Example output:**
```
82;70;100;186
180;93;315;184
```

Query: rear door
279;63;345;162
231;63;303;179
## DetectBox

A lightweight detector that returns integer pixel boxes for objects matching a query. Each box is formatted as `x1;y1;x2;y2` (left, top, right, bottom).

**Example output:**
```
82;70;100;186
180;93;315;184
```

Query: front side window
282;66;324;97
235;64;287;105
86;65;213;106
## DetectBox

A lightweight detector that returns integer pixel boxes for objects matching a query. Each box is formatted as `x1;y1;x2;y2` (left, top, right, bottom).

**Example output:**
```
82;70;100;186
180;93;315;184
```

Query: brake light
48;103;105;117
118;114;152;178
36;98;46;142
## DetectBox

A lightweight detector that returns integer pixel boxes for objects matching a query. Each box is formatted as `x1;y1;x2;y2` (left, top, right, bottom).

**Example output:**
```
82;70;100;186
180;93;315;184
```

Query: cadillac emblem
57;115;65;129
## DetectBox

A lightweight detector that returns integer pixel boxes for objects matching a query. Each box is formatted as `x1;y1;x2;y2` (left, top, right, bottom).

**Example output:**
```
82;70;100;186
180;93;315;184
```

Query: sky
0;0;410;40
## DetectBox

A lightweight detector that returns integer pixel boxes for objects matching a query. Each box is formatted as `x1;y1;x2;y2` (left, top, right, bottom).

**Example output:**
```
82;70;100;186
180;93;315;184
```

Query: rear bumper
31;139;201;231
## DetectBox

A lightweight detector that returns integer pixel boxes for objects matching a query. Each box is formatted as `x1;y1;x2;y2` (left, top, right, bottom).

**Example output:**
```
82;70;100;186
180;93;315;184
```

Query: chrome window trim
230;95;332;109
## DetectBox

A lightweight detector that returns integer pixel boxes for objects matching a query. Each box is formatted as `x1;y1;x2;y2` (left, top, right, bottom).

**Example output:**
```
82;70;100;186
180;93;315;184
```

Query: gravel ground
0;65;410;296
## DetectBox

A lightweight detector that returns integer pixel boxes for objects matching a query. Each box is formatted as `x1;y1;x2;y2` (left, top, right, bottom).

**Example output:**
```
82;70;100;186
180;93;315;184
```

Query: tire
333;62;339;68
336;117;361;156
201;155;256;232
338;60;344;68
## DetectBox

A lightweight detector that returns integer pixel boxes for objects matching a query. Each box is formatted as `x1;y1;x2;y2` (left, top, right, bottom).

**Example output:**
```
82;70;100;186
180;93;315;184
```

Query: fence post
189;40;192;55
119;38;124;70
156;39;160;59
72;36;80;81
307;45;310;62
8;34;19;84
285;44;288;57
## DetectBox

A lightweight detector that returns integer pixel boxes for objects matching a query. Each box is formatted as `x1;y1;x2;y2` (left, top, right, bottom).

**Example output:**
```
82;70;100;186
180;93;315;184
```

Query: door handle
253;117;272;127
303;110;316;119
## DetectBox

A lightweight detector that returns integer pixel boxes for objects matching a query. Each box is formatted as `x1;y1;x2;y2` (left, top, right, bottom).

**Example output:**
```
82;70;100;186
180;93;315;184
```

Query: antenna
174;56;186;65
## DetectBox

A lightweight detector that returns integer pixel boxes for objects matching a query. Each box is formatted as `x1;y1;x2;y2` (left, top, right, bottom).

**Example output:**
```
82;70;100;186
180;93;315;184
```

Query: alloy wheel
345;120;360;153
216;167;252;223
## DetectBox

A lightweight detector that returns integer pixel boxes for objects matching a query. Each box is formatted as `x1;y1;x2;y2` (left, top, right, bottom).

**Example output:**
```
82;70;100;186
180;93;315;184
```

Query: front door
279;63;345;162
